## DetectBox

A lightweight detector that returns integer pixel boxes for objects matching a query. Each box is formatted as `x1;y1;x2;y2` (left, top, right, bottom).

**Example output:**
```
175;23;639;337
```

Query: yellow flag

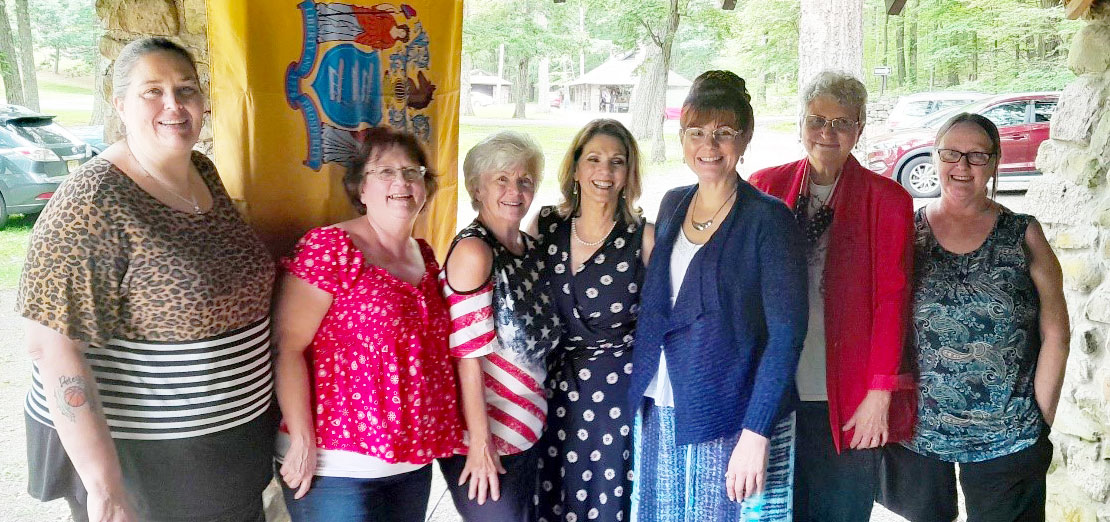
207;0;462;257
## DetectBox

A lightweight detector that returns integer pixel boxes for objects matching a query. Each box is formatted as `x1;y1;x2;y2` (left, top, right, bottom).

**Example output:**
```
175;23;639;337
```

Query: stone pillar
1028;1;1110;520
95;0;211;153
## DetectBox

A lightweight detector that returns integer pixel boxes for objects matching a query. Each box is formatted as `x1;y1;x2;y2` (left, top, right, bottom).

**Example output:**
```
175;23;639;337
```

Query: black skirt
26;404;277;521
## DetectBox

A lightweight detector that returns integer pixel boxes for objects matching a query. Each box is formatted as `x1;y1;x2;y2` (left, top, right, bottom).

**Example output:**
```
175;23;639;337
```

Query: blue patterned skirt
630;402;795;522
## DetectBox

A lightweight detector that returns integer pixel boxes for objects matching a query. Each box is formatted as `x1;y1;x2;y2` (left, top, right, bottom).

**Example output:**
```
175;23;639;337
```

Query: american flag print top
441;220;560;455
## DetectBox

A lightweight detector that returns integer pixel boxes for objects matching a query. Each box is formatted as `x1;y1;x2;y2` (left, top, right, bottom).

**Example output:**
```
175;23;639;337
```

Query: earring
739;156;745;164
573;181;579;196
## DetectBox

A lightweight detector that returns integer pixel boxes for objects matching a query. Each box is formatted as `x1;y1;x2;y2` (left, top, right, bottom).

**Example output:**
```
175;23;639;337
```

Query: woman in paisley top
880;113;1069;522
439;130;560;522
529;119;655;522
19;38;276;521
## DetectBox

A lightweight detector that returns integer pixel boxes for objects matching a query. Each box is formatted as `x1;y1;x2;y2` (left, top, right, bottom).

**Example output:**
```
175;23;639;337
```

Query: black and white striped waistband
26;316;273;440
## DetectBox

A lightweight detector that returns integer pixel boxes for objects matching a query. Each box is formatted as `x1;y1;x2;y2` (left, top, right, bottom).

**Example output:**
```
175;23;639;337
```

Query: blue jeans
281;465;431;522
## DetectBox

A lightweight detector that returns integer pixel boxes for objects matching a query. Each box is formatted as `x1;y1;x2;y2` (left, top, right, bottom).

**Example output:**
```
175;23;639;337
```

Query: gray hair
462;131;545;211
112;37;198;100
800;70;868;127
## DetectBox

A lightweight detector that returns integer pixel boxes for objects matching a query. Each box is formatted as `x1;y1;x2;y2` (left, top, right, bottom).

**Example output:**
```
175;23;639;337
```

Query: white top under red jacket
441;220;561;455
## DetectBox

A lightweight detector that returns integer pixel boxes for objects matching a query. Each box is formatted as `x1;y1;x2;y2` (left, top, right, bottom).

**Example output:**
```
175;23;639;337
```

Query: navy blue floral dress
902;207;1045;463
533;206;646;522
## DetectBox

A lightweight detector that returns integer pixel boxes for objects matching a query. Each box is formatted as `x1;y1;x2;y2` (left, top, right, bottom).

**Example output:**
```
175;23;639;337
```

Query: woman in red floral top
273;127;463;522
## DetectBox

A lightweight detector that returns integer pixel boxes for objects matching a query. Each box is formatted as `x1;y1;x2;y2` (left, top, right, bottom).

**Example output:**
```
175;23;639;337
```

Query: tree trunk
629;0;681;164
461;53;475;117
578;5;586;76
971;32;978;81
53;48;60;74
895;14;905;87
536;57;550;114
13;0;35;110
882;10;889;67
512;57;528;119
907;0;917;85
798;0;864;89
651;0;680;163
495;43;505;103
90;53;109;126
0;0;25;106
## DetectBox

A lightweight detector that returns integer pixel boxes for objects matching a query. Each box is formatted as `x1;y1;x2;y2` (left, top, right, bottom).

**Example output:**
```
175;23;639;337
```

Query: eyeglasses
936;149;995;166
365;165;426;183
681;126;742;143
803;115;859;133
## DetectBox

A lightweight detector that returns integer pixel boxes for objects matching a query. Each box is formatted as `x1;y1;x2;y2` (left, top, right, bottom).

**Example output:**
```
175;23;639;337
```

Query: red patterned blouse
280;227;464;464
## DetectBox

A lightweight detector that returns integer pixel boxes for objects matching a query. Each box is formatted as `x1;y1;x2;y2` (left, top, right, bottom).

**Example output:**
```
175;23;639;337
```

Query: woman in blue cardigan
629;71;808;522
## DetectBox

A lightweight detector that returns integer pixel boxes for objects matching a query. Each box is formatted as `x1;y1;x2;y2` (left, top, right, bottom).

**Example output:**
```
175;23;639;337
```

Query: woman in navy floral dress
531;119;654;522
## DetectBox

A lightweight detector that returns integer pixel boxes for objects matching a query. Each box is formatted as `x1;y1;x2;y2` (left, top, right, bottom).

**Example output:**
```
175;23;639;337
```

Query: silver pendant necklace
128;144;204;215
690;188;737;231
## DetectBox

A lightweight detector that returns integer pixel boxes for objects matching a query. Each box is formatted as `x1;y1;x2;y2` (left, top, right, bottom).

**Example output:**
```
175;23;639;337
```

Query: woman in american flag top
438;130;561;522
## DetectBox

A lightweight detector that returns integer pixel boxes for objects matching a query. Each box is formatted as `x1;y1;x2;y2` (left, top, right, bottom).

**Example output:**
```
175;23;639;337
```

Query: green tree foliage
31;0;98;74
861;0;1081;96
464;0;1079;117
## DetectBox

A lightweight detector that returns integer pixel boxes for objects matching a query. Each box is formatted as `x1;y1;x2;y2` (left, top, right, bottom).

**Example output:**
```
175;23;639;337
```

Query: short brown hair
343;127;436;214
680;70;755;138
555;119;643;224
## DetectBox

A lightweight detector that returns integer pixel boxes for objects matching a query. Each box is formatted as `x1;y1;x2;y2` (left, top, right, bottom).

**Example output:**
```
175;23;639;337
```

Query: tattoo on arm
55;375;92;422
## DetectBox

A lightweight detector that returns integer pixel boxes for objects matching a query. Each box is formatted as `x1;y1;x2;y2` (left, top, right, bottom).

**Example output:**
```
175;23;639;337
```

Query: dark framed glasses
936;149;995;166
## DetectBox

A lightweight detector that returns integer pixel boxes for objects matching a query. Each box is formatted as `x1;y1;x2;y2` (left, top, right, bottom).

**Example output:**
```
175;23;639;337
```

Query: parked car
68;125;108;155
470;92;494;107
884;90;989;131
0;105;95;226
865;92;1059;198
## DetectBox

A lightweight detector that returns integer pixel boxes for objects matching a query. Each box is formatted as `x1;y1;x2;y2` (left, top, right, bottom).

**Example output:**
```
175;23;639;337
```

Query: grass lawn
0;215;34;289
37;77;94;96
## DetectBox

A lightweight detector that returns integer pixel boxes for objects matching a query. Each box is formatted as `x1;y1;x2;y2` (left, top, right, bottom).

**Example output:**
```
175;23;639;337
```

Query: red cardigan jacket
750;156;917;453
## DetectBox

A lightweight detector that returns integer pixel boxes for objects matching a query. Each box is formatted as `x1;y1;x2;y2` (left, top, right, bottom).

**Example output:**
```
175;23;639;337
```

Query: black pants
437;444;538;522
879;433;1053;522
794;401;881;522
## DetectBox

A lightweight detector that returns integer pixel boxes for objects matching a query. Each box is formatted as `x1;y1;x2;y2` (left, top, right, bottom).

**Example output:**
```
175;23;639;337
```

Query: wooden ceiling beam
719;0;738;9
886;0;908;15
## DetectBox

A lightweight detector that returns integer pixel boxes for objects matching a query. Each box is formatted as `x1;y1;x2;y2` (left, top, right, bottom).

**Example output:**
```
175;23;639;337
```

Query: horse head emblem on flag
286;1;436;170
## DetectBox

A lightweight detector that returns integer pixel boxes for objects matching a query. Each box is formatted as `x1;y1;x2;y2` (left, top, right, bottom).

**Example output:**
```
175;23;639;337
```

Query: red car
864;92;1059;198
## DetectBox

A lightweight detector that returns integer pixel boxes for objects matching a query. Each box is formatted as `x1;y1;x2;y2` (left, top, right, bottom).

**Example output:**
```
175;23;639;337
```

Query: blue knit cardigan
628;181;808;445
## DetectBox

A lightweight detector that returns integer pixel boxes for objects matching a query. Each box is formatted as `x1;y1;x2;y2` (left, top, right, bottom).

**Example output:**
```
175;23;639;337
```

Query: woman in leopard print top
18;38;276;522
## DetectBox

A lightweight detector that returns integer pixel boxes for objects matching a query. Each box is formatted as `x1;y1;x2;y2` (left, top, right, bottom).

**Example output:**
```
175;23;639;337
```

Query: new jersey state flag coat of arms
208;1;463;256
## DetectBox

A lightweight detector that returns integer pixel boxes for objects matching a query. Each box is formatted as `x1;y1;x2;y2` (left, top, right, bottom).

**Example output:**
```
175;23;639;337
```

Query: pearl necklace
571;217;617;247
128;145;204;215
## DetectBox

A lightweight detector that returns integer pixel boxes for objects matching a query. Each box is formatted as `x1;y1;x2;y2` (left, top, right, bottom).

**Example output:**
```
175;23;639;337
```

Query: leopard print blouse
19;152;277;439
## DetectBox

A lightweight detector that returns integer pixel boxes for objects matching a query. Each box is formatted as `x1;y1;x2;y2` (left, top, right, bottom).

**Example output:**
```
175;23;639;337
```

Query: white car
469;92;494;106
885;91;989;131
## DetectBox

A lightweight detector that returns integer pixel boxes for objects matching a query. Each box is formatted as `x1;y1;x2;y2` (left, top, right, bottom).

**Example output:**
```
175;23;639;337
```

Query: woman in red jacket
749;70;916;521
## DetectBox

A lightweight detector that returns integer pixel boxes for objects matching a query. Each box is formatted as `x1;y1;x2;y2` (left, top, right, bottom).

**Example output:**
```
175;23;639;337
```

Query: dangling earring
739;156;745;164
573;180;579;196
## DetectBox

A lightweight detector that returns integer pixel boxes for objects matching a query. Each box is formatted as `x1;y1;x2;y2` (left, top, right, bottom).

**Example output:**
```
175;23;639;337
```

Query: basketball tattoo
55;375;90;422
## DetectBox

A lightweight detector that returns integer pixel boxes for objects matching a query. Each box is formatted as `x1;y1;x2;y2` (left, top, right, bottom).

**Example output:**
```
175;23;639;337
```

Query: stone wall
1030;1;1110;520
94;0;211;153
